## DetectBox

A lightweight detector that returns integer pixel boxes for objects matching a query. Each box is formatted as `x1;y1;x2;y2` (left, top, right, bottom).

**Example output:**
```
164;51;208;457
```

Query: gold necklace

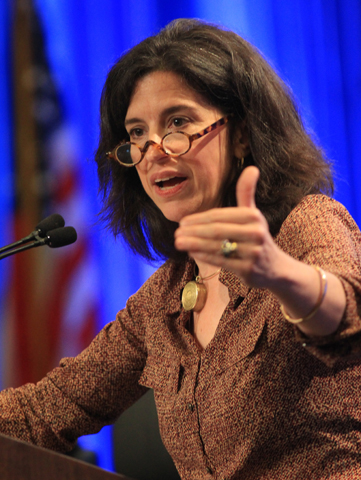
181;267;221;312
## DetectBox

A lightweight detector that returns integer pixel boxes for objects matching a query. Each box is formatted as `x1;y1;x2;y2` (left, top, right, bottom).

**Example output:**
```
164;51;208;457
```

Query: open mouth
155;176;187;190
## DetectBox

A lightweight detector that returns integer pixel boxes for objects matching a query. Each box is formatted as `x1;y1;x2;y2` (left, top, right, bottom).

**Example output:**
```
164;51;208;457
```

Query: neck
195;259;220;280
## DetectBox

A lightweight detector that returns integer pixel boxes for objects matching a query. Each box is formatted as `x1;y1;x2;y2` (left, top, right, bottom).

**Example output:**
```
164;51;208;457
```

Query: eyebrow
124;104;199;127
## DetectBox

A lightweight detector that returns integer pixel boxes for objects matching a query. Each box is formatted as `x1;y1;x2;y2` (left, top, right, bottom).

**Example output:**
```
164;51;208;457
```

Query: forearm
0;383;78;451
0;318;147;450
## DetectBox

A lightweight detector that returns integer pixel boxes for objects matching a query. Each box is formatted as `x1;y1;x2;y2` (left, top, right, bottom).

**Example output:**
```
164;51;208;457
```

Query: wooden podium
0;433;136;480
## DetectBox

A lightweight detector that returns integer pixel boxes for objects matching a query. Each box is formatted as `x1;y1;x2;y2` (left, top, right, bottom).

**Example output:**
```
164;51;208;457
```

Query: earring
237;157;244;169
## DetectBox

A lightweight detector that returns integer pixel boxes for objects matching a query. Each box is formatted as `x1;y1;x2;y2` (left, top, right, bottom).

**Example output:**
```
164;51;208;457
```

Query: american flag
3;0;99;388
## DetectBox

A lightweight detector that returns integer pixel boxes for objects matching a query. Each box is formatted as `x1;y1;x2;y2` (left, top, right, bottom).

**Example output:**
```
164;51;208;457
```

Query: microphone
0;213;65;255
0;217;77;260
35;213;65;238
45;227;77;248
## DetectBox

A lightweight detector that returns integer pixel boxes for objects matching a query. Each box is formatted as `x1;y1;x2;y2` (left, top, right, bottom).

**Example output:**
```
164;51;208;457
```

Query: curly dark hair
95;18;333;263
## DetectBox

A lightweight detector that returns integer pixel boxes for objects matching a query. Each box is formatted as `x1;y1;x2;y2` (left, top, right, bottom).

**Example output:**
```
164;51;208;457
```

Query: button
187;403;195;412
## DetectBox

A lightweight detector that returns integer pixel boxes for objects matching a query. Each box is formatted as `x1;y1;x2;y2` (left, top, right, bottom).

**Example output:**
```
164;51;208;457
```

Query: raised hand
174;166;282;288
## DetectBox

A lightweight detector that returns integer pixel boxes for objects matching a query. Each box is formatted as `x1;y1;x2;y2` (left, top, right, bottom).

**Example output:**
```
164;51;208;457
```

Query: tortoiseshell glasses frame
106;115;231;167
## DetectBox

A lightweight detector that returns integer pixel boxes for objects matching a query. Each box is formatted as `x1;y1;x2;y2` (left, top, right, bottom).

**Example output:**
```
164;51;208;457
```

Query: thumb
236;166;260;208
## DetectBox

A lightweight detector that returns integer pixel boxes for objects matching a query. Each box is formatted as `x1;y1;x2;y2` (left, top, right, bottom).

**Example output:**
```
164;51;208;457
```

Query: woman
1;18;361;479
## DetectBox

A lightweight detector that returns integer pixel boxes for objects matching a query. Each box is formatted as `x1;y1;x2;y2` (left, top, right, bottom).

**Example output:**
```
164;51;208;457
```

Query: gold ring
221;239;238;258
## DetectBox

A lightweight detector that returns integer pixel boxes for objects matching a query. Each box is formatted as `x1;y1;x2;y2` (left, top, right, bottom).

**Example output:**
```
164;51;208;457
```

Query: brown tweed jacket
1;194;361;479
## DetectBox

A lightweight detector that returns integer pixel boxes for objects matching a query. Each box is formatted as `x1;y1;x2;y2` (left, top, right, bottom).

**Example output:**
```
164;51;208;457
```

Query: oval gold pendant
181;280;207;312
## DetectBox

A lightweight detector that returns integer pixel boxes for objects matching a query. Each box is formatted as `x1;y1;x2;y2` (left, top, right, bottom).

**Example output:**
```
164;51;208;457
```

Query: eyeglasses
106;115;231;167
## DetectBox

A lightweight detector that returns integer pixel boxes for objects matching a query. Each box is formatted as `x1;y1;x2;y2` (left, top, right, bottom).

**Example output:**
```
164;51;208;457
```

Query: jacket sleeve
0;294;148;452
276;195;361;367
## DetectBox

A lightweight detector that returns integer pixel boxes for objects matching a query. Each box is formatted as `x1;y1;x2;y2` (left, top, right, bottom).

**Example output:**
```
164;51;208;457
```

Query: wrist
266;253;322;318
280;266;327;324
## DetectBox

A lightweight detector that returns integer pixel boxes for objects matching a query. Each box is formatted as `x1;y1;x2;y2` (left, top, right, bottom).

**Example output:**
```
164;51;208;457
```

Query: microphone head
36;214;65;238
46;226;77;248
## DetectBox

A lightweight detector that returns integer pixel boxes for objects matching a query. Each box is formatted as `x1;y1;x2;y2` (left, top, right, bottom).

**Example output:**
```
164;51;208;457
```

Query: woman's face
125;71;233;223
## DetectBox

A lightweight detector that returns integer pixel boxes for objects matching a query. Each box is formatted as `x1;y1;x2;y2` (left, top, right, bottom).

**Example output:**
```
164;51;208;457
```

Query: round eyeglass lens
163;133;190;155
116;144;140;165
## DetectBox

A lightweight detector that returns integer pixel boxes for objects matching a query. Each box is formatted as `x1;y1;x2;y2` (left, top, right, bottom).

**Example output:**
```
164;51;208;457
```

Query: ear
232;122;250;159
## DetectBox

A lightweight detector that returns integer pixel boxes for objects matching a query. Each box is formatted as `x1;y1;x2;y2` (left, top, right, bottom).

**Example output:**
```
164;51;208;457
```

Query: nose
142;138;167;165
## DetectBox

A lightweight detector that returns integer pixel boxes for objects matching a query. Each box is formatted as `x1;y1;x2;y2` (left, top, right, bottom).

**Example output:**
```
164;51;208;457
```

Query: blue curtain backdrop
1;0;360;472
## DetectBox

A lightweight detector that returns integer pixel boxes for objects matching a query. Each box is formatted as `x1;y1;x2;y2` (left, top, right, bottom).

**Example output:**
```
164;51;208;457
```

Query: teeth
160;183;180;190
155;177;171;184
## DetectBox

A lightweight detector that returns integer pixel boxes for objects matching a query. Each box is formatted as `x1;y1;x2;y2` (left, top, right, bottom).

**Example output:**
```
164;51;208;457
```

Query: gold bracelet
280;266;328;324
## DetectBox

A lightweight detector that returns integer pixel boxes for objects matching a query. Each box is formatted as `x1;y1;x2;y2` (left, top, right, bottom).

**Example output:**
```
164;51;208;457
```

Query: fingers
175;222;265;248
175;166;265;259
174;166;277;288
174;166;266;279
175;235;262;261
177;235;264;287
175;222;265;260
179;206;262;227
236;166;259;209
174;219;266;279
